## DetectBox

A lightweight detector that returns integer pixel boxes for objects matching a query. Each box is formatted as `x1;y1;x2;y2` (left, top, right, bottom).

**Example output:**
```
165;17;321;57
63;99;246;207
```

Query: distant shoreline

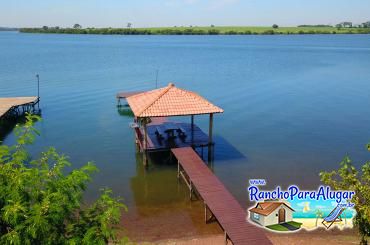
19;26;370;35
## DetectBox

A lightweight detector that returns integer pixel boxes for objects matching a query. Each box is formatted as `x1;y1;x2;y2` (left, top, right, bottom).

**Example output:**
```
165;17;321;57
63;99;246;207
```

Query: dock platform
135;121;210;152
0;97;39;119
172;147;271;245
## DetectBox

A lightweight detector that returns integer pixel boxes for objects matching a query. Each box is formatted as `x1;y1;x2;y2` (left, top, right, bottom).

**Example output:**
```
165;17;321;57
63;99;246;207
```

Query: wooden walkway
172;147;271;245
0;97;39;118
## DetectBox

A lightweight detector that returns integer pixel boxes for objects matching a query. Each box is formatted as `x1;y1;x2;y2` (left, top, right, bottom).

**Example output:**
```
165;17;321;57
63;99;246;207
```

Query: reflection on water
0;117;24;141
205;135;247;161
0;112;42;141
131;152;187;208
123;151;222;241
1;32;370;241
117;106;134;118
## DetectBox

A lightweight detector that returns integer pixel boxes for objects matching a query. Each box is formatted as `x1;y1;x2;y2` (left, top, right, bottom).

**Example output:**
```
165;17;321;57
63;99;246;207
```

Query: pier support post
189;180;193;200
204;202;207;223
177;160;180;178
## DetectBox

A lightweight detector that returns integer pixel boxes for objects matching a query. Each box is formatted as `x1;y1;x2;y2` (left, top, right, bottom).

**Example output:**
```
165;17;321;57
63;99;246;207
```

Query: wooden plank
172;147;272;245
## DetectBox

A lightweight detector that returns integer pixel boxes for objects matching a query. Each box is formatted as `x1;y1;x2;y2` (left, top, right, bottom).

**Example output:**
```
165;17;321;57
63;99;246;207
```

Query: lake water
1;32;369;240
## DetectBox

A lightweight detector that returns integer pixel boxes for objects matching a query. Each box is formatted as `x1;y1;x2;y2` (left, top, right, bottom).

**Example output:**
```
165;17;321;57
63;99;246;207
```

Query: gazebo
125;83;223;157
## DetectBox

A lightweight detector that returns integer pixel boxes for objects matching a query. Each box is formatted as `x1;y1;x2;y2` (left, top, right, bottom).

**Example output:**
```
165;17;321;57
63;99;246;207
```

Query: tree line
19;27;370;35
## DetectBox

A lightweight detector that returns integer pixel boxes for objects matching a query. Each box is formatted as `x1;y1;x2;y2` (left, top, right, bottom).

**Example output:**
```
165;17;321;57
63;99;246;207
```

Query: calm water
1;32;369;240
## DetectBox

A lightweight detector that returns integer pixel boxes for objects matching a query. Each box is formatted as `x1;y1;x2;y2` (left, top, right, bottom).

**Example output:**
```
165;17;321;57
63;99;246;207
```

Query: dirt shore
143;227;360;245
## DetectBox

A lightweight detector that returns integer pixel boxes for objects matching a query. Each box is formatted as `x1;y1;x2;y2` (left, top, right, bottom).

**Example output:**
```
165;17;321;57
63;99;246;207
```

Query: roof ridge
136;83;174;117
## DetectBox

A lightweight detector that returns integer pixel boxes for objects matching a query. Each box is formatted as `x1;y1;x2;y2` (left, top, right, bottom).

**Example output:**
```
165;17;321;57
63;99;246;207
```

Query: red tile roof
249;202;294;216
126;83;224;118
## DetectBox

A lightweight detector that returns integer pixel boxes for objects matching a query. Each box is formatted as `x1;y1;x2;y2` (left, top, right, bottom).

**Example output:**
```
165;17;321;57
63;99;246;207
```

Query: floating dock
172;147;271;245
0;97;39;119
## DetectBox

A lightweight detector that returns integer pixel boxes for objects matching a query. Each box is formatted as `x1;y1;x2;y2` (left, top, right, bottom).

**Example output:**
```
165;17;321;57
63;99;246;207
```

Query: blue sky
2;0;370;28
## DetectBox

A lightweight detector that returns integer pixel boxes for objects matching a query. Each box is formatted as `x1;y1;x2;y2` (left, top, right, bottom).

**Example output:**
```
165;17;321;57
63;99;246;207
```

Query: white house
249;201;295;227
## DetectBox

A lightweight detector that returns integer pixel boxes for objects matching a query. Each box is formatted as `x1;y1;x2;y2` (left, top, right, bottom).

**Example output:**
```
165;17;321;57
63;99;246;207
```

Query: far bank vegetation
20;21;370;35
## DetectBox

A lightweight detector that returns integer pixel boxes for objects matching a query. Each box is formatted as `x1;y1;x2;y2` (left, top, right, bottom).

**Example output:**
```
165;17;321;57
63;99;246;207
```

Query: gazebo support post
191;115;194;146
208;113;214;162
208;113;213;145
143;118;148;166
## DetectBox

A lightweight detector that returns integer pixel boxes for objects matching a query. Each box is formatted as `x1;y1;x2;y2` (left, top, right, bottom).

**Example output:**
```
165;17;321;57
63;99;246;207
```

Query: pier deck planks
0;97;38;118
172;147;272;245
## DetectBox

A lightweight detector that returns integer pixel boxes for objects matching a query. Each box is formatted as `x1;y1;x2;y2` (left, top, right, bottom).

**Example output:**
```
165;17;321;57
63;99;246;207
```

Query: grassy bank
19;26;370;35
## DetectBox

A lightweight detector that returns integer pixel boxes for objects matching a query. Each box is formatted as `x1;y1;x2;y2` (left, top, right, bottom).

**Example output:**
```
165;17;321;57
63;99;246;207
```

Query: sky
1;0;370;28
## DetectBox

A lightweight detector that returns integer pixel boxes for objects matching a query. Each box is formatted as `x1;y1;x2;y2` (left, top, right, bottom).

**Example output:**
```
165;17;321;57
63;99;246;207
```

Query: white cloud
297;201;309;207
209;0;240;10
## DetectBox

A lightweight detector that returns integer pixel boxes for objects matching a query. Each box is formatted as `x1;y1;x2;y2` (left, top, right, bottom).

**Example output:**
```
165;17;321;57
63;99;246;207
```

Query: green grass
266;224;290;231
288;221;303;229
266;221;302;232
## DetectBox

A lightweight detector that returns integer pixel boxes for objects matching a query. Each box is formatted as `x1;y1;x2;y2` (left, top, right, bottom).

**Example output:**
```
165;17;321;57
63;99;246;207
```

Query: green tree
315;209;324;227
73;24;82;29
0;114;128;244
272;24;279;29
320;144;370;244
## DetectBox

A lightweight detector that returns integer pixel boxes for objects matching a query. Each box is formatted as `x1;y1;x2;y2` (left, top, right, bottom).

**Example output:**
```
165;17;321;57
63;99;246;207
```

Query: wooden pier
116;91;144;106
172;147;272;245
121;84;270;243
0;97;39;120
